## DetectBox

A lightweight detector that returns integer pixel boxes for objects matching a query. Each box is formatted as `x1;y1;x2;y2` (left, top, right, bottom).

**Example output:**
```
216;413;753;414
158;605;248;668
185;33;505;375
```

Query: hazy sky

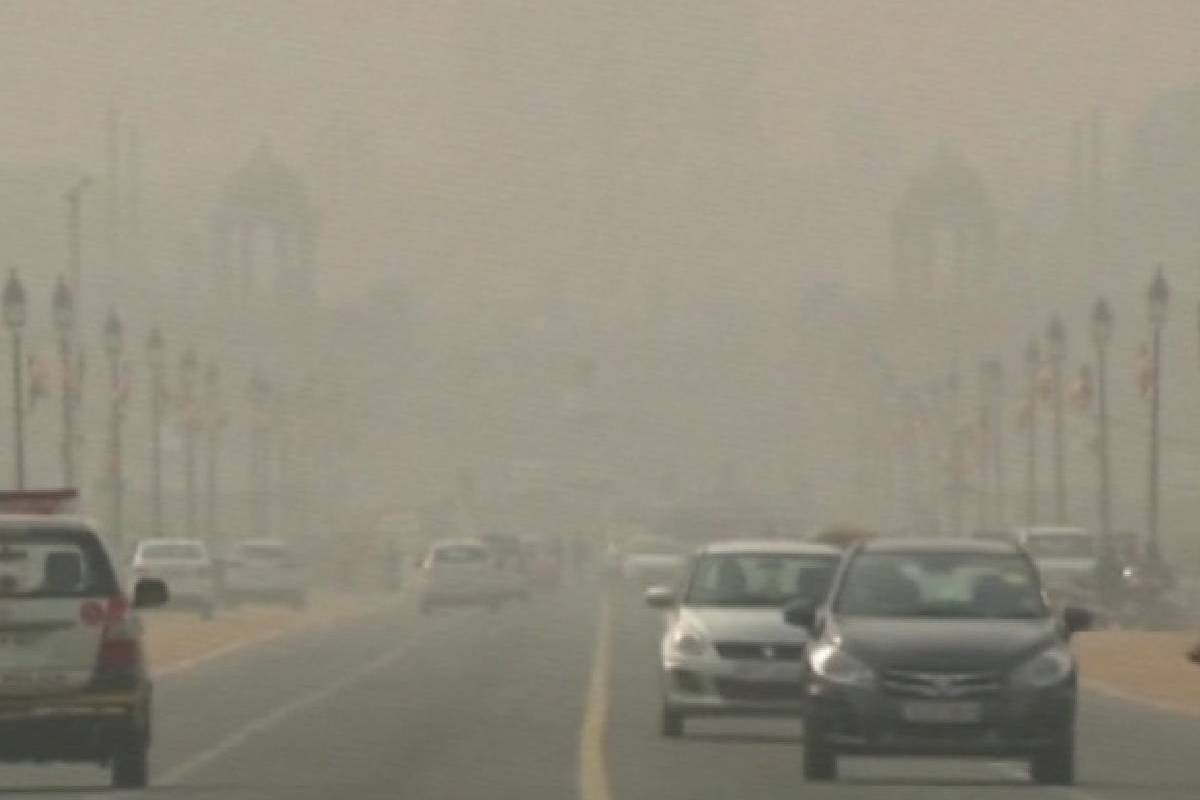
2;1;1199;304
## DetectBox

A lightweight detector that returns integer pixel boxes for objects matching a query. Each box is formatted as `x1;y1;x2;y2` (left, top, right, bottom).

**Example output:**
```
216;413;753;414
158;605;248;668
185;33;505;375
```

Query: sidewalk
1076;630;1200;716
143;590;404;675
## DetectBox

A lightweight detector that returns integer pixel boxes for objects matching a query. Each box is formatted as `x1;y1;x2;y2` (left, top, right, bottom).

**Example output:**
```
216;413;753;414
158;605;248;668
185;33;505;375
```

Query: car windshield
685;553;838;607
0;529;117;598
835;551;1047;619
140;542;207;561
1025;533;1095;559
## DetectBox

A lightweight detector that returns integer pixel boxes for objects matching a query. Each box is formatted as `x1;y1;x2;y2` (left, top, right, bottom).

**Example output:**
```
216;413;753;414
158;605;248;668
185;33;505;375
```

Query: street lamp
103;308;124;551
1046;315;1067;523
180;348;198;539
147;328;164;535
4;270;27;488
1147;266;1169;569
1024;338;1041;525
204;360;221;551
52;276;75;486
1091;297;1117;602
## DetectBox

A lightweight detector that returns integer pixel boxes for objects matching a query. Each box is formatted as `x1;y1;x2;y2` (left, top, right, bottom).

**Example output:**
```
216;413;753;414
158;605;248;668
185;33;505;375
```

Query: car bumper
661;658;809;717
0;691;146;763
806;679;1075;756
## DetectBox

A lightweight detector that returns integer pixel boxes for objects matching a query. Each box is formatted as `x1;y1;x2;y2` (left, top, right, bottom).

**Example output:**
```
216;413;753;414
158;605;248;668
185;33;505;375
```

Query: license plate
900;701;982;724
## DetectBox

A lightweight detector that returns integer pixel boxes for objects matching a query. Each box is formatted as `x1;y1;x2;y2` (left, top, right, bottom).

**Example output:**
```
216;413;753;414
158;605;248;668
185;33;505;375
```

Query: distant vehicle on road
788;537;1091;785
1014;526;1097;600
132;538;218;619
620;535;686;587
0;510;168;788
418;538;510;613
646;539;842;736
222;539;307;609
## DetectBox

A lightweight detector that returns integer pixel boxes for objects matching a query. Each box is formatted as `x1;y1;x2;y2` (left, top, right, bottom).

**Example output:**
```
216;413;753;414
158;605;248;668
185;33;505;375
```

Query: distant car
0;514;168;788
1013;526;1097;600
222;539;307;609
646;539;842;736
790;537;1091;784
621;536;686;587
418;538;507;613
132;538;217;618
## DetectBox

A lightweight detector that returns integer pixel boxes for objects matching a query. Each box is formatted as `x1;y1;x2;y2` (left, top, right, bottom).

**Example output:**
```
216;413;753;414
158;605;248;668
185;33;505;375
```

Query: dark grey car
784;537;1091;785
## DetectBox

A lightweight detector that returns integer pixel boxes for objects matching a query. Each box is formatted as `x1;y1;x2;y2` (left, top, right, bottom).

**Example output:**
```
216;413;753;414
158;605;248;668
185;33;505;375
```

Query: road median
143;591;404;676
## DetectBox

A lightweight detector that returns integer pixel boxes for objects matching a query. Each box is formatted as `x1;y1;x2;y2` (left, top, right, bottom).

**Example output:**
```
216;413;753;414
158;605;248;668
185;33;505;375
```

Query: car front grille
880;669;1002;698
714;642;806;661
714;678;807;702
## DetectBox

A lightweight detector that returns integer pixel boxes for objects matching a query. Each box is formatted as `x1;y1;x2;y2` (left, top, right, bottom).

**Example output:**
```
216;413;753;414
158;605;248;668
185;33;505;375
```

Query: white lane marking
156;642;406;786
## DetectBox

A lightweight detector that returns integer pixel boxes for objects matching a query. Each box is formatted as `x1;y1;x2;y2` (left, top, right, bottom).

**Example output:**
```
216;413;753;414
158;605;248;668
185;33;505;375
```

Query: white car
418;538;506;613
1014;526;1097;599
223;539;307;609
132;538;218;618
621;535;687;587
0;511;167;787
645;539;842;736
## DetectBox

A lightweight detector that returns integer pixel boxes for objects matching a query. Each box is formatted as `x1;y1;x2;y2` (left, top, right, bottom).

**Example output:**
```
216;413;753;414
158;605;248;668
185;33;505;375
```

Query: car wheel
111;738;149;789
803;721;837;781
1031;736;1074;785
660;704;684;737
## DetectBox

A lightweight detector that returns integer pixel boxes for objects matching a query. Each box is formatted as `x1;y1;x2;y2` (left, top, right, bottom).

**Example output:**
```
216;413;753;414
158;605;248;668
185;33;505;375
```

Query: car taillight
95;594;140;675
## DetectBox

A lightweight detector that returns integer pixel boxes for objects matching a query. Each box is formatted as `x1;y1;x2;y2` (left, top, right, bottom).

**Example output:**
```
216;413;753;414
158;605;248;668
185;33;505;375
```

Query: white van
418;538;504;613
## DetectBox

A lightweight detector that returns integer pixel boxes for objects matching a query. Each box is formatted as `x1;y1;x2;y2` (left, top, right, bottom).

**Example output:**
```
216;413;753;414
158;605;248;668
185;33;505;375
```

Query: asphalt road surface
0;582;1197;799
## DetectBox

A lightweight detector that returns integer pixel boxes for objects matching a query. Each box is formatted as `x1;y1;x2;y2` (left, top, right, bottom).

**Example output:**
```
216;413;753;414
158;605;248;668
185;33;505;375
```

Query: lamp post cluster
0;270;257;556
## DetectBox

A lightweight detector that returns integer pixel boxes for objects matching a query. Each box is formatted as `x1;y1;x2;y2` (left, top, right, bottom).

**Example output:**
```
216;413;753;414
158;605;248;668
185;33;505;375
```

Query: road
0;582;1196;798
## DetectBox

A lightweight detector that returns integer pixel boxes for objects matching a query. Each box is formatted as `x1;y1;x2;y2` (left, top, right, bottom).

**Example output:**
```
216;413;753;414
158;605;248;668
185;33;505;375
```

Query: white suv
0;514;168;787
223;539;307;609
132;539;217;619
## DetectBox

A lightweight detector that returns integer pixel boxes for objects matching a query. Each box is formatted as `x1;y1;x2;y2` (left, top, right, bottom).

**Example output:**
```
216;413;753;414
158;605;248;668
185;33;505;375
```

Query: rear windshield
235;544;288;561
140;542;208;561
0;528;118;598
432;545;489;564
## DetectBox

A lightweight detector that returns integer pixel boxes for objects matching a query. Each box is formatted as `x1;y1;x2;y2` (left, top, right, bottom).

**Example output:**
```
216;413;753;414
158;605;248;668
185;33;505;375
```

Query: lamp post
1024;339;1040;525
103;309;123;551
249;368;271;538
204;360;220;551
180;348;198;539
147;328;164;534
1147;266;1169;567
3;271;27;489
1091;297;1116;600
1047;315;1067;523
64;177;91;319
52;277;75;486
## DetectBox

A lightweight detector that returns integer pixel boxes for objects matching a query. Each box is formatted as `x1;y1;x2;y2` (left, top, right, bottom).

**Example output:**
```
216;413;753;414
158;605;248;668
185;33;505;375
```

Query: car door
0;527;117;695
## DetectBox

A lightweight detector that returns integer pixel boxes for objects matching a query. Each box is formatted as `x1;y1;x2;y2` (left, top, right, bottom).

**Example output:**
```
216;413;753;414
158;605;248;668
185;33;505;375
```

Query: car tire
660;704;684;737
111;739;149;789
1031;736;1074;786
803;721;837;781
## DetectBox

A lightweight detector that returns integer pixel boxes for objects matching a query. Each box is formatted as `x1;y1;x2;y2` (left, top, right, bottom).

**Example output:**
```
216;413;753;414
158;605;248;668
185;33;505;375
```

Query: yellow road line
579;592;614;800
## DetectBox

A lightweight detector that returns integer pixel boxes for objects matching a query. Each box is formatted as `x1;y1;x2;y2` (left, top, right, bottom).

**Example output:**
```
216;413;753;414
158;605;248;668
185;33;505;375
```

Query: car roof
860;536;1021;555
0;514;98;531
699;538;842;557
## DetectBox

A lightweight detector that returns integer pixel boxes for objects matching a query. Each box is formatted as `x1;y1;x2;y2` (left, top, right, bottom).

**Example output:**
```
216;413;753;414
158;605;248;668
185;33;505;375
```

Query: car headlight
667;624;709;658
809;643;875;687
1011;646;1075;688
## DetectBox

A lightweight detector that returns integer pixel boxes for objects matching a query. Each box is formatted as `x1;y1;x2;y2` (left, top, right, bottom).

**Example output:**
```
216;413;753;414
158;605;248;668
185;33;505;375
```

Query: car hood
831;616;1059;671
679;606;808;643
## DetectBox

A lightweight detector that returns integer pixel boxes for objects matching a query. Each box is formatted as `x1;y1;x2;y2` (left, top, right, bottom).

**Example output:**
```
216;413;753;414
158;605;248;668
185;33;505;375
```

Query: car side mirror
783;597;818;630
132;578;169;610
1063;605;1092;637
644;586;675;609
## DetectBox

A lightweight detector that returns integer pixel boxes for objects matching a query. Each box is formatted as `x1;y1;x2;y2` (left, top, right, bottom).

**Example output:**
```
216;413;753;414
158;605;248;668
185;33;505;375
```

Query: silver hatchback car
645;539;842;736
